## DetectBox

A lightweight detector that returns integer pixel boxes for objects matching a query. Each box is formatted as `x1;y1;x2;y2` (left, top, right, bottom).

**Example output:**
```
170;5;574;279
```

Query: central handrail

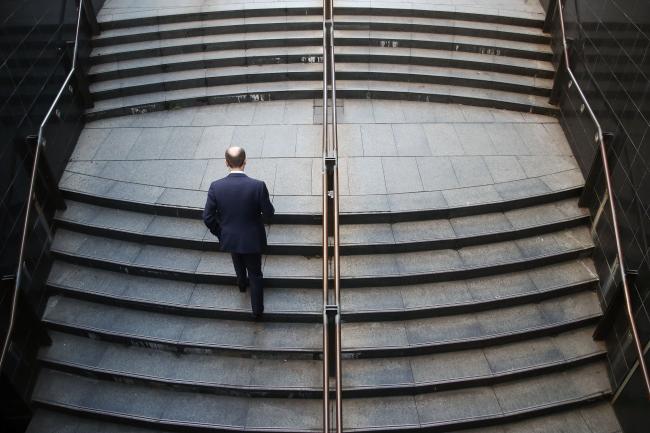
555;1;650;398
0;0;87;371
321;0;343;431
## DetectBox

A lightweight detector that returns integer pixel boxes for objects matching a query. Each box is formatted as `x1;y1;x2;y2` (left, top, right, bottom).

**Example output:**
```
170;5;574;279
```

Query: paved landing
63;99;583;214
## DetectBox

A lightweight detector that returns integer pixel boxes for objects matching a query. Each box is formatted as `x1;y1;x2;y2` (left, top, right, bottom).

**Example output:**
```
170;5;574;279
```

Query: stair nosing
89;68;552;103
84;83;560;120
31;386;611;433
49;243;594;288
53;211;589;255
41;311;601;358
37;350;606;398
94;16;550;46
60;186;582;223
46;275;598;322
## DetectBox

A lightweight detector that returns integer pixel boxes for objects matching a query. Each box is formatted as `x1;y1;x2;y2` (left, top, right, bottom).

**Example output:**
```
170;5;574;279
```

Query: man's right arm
203;186;221;236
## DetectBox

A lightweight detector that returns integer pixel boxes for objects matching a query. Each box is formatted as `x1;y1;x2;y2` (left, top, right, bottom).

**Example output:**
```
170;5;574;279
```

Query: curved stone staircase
26;3;622;433
86;5;557;120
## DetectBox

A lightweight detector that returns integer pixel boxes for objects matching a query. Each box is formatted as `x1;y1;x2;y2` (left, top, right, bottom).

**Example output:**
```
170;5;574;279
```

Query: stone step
27;401;623;433
54;198;588;255
39;327;605;397
96;5;545;32
85;79;557;121
49;225;593;287
89;62;552;103
91;25;550;68
31;362;612;432
90;31;323;66
46;259;598;322
42;290;601;357
59;181;583;223
93;10;548;48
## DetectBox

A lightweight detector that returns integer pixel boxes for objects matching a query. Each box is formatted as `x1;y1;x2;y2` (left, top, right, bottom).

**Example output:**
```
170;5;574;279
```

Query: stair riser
54;216;588;256
337;38;551;61
99;8;321;30
95;22;549;51
61;188;582;225
94;22;322;48
85;88;558;121
100;7;543;31
32;390;610;433
50;247;593;288
91;52;323;81
91;70;550;102
38;352;605;399
45;279;597;323
42;314;599;359
336;23;550;45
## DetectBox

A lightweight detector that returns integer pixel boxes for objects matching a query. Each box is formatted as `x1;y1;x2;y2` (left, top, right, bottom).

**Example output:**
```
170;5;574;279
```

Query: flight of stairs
85;5;557;120
26;3;622;433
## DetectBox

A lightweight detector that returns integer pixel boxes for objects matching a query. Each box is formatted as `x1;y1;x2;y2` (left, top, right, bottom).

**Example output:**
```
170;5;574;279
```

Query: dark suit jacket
203;173;275;254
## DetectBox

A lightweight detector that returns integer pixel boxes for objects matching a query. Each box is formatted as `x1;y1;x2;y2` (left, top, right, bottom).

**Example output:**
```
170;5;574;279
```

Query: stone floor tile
417;157;460;190
484;156;527;183
416;387;502;424
450;212;513;237
194;125;235;159
451;156;494;188
455;123;497;156
263;124;298;157
361;123;398;156
343;321;410;349
231;125;265;157
387;190;448;212
442;185;501;207
410;349;491;383
423;123;464;156
246;399;320;431
391;218;455;242
345;396;419;429
93;128;143;160
382;157;423;194
393;123;431;156
465;271;537;301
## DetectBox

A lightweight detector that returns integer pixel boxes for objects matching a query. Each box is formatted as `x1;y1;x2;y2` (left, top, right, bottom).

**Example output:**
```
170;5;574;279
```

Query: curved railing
321;0;343;431
554;1;650;398
0;0;88;370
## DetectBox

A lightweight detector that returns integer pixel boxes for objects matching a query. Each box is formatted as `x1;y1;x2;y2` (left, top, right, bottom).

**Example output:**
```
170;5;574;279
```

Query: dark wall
543;1;649;431
0;0;103;431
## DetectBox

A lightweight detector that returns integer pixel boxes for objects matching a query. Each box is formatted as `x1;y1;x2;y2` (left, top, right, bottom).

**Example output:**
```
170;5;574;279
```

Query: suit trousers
230;252;264;316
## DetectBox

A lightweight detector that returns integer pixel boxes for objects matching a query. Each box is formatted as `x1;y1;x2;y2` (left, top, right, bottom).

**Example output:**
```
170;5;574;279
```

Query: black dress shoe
237;278;249;292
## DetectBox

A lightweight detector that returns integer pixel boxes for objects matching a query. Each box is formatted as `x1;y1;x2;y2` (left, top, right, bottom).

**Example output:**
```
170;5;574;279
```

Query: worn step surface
42;288;601;357
27;401;622;433
40;326;604;397
49;224;593;286
54;197;588;254
31;362;613;432
46;259;597;321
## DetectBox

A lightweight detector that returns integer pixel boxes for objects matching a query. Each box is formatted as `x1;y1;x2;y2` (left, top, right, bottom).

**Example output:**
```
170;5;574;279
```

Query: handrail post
553;0;650;399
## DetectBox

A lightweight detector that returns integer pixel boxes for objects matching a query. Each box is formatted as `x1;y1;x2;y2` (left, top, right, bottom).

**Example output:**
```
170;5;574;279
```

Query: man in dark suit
203;146;274;318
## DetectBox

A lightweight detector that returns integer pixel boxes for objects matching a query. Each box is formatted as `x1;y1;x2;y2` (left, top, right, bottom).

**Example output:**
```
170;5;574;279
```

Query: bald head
225;146;246;169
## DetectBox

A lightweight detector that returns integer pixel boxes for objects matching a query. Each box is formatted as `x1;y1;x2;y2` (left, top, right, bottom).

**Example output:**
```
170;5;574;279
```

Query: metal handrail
555;1;650;398
321;0;343;431
0;0;87;371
